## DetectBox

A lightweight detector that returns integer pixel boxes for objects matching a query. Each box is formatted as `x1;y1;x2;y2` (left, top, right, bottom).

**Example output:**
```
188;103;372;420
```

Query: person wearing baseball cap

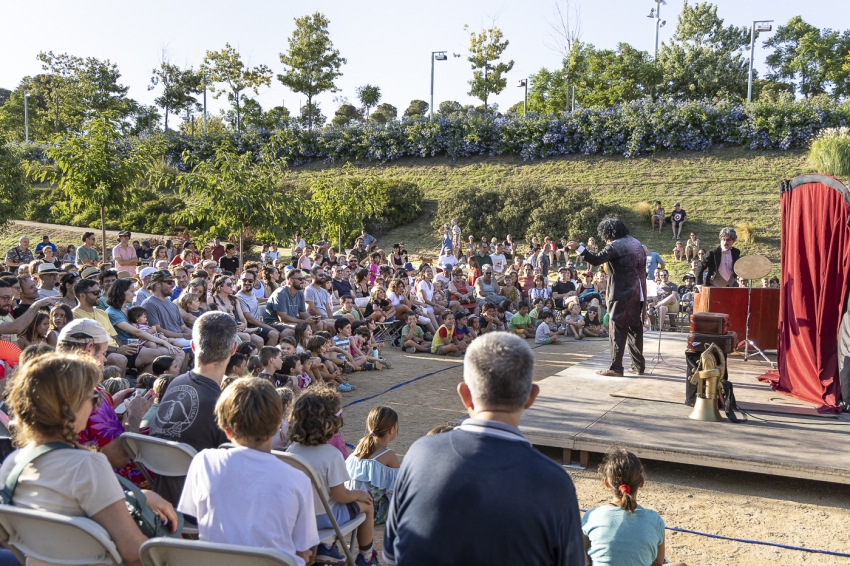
133;266;157;307
112;230;138;276
35;262;61;299
140;270;193;371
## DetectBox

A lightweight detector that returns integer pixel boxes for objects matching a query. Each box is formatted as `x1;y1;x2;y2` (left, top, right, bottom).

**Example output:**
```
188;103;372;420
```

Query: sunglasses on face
87;289;102;296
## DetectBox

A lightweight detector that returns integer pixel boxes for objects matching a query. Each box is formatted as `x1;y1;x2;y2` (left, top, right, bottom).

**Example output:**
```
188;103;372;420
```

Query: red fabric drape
775;176;850;410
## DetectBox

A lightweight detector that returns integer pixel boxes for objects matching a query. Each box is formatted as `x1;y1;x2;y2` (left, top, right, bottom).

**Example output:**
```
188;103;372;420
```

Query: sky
0;0;845;123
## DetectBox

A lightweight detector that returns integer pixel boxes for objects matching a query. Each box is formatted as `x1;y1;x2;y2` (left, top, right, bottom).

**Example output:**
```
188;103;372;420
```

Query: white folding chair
0;503;122;565
272;451;366;566
141;537;298;566
119;432;198;536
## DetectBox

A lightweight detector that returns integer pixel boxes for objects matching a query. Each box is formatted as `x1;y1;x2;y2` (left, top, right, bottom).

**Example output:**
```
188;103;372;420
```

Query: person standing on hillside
568;218;647;377
451;218;462;259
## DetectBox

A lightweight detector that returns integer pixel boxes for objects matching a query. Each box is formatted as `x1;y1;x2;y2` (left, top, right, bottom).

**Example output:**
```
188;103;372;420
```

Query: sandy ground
340;337;850;566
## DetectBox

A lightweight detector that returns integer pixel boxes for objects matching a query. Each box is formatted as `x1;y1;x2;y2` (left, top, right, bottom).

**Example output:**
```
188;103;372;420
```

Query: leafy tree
202;43;272;134
577;43;660;107
278;12;346;132
657;2;751;100
148;60;203;132
466;25;514;115
764;17;848;99
752;79;795;101
31;114;158;258
356;85;381;119
403;100;429;119
180;114;229;136
370;103;397;124
436;100;464;117
0;142;30;229
298;102;326;129
505;101;525;116
0;89;10;106
332;103;361;126
36;52;84;132
308;163;383;251
528;67;569;114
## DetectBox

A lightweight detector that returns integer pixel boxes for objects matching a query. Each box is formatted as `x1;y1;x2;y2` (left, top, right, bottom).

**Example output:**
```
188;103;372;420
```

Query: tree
545;0;583;112
278;12;346;132
298;102;326;129
31;114;157;258
403;100;429;119
0;89;10;106
169;140;299;259
202;43;272;134
577;43;660;107
657;2;751;100
356;85;381;119
764;17;848;99
466;25;514;115
528;67;570;114
36;51;83;132
0;142;30;229
148;59;203;132
332;103;361;126
436;100;464;117
308;163;383;251
370;103;397;125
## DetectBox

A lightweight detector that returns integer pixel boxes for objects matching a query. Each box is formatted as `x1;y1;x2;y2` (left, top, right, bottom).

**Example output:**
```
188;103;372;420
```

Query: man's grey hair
464;332;534;410
193;311;237;365
719;227;737;241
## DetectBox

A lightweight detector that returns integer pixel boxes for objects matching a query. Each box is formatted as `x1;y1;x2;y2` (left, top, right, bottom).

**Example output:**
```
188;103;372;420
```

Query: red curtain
775;175;850;410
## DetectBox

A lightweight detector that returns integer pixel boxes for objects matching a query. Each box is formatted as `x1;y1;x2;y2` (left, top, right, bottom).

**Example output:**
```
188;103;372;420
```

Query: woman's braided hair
7;354;101;449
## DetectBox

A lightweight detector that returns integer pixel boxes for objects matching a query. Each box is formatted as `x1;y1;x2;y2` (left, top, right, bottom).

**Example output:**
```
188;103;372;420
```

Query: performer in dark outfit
696;226;741;288
569;218;647;377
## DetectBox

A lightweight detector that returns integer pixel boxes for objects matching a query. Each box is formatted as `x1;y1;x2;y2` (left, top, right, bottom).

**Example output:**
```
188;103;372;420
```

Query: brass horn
688;343;725;422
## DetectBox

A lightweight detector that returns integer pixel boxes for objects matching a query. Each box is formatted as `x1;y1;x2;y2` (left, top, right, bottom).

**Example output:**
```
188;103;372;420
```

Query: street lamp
647;0;667;58
517;79;528;117
747;20;774;103
430;51;448;122
23;93;29;143
203;73;208;135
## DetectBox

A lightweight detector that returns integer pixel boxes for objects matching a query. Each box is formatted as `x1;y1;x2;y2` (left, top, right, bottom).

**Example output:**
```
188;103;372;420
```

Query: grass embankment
288;147;812;281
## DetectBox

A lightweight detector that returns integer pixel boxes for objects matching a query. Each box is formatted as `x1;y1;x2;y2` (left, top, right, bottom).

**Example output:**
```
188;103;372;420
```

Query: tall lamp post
203;74;208;135
430;51;448;122
747;20;774;103
647;0;667;58
517;79;528;116
23;93;29;142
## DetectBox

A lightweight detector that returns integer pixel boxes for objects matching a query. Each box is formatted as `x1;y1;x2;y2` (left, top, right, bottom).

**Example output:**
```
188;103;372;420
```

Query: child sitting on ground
454;312;472;345
468;315;481;339
508;301;536;339
673;240;685;262
563;302;586;340
334;318;377;373
307;336;350;390
431;311;466;355
535;310;563;345
584;306;609;338
353;326;389;369
272;387;294;451
582;448;687;566
246;355;263;377
346;406;400;526
281;354;311;391
257;346;301;393
279;336;297;357
528;298;545;327
178;378;319;563
401;312;431;353
287;385;379;565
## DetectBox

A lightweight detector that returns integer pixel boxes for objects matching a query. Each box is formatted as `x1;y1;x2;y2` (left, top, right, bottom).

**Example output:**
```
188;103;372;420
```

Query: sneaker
405;346;416;354
316;542;346;563
355;549;380;566
338;382;356;392
363;363;375;371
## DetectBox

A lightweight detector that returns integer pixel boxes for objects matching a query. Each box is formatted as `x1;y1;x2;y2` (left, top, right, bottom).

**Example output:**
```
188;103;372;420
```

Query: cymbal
735;255;772;280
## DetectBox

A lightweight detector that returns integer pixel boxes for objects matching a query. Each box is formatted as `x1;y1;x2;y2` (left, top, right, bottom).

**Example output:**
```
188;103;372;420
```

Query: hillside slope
290;147;812;279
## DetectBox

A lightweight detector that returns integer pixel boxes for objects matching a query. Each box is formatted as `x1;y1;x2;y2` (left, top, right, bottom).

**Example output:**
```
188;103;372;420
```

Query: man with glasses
141;271;193;372
76;232;100;268
4;237;34;272
648;270;679;330
0;279;58;343
73;278;133;375
35;263;60;298
552;266;577;310
474;267;502;307
112;230;138;276
263;268;313;332
331;264;353;302
12;275;39;318
236;271;281;345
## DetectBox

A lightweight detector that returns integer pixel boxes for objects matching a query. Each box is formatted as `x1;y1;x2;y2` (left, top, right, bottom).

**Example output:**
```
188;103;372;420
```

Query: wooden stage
519;332;850;483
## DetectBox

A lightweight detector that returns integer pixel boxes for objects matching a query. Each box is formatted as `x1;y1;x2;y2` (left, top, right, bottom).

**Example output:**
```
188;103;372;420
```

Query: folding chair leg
340;526;358;566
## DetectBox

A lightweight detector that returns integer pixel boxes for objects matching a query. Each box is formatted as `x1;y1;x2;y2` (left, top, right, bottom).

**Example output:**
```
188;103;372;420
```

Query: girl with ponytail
345;406;400;525
582;448;687;566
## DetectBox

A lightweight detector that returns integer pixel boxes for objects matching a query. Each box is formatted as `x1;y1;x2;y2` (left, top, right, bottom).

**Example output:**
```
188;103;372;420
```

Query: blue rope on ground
577;509;850;557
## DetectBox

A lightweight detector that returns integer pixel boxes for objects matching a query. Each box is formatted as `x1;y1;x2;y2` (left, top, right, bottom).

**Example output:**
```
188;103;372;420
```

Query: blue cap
403;262;415;272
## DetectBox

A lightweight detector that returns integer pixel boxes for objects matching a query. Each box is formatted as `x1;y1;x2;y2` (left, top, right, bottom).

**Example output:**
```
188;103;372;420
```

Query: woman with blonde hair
346;406;400;525
0;354;178;564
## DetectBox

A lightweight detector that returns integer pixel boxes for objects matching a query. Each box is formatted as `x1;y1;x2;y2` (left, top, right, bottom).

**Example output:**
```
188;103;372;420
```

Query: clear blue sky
0;0;844;121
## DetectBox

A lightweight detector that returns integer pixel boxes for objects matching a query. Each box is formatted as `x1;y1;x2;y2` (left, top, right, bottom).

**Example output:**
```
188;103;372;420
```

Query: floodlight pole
517;79;528;116
203;74;208;134
430;51;447;122
748;20;774;103
23;93;30;142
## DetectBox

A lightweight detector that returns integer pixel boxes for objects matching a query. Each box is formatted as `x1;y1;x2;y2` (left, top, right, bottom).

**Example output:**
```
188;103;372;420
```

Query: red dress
451;281;478;311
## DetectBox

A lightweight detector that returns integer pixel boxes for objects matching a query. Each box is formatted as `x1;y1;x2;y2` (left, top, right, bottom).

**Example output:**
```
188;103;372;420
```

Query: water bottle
372;348;379;359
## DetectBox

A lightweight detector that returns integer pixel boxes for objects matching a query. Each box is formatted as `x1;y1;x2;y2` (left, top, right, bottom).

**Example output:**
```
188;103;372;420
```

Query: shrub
634;202;653;223
809;127;850;181
736;221;756;245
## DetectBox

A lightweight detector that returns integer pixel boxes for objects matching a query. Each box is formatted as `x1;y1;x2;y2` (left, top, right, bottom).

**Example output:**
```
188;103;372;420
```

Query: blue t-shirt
105;306;132;345
646;252;663;279
581;504;665;566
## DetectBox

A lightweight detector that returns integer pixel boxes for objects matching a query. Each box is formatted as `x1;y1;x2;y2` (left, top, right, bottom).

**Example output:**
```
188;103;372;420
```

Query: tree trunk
236;93;241;134
307;94;313;132
238;228;244;273
55;89;59;132
100;206;108;262
338;225;342;255
164;106;169;132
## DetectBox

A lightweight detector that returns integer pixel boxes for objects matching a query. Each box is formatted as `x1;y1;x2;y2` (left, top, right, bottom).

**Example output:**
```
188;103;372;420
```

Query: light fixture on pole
517;79;528;117
23;93;29;143
647;0;667;58
430;51;448;122
747;20;774;103
203;74;208;135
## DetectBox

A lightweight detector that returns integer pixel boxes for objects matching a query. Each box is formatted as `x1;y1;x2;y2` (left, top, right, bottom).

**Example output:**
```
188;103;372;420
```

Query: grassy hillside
289;147;813;281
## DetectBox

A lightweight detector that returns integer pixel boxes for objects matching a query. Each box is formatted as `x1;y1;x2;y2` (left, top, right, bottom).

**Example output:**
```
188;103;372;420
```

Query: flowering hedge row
163;97;850;166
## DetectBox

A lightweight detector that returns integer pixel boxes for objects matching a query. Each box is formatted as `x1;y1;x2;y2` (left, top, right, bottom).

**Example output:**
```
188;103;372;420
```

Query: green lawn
287;147;813;280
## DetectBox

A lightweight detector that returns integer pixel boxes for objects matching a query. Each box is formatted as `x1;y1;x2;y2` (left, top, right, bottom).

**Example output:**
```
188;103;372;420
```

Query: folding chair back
0;503;122;565
119;432;198;478
141;537;298;566
271;451;366;566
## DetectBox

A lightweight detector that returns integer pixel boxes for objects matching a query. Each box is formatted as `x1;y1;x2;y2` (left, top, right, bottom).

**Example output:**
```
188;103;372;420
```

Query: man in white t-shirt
437;248;459;271
179;378;318;565
490;243;507;274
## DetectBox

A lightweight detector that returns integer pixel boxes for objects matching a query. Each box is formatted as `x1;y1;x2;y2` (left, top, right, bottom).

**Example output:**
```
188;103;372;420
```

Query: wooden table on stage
693;286;779;350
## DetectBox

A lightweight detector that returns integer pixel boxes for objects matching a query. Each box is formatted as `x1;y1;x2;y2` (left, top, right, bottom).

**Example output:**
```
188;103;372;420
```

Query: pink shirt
111;244;137;275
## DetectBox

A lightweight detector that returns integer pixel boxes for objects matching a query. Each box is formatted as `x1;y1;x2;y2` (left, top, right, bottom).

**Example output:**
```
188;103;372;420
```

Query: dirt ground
340;337;850;566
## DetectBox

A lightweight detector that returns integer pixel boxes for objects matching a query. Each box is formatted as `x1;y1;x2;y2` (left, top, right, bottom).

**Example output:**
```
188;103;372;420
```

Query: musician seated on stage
648;270;679;330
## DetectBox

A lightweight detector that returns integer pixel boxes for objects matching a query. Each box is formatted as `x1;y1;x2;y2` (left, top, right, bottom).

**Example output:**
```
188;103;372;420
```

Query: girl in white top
0;354;178;565
346;406;400;525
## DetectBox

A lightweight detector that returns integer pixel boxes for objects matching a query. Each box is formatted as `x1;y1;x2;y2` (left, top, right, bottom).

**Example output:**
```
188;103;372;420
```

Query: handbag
0;442;183;538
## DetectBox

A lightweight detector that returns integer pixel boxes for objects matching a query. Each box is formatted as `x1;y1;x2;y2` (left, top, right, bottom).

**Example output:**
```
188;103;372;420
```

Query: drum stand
743;282;776;368
648;307;669;372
